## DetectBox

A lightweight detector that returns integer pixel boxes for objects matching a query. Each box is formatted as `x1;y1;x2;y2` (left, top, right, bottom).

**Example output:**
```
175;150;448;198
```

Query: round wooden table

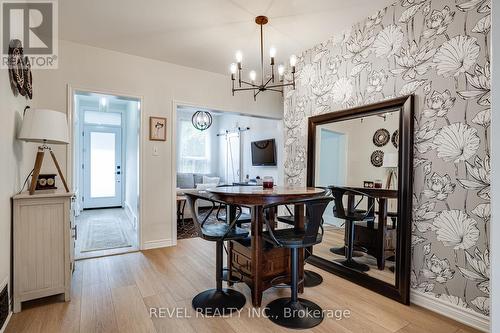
207;186;326;306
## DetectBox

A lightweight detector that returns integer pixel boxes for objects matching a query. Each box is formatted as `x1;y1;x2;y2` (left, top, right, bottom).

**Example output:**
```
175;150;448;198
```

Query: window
178;119;211;173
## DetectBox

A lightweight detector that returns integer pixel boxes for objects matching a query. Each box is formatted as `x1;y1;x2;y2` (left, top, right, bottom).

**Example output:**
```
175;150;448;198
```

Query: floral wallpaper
282;0;490;317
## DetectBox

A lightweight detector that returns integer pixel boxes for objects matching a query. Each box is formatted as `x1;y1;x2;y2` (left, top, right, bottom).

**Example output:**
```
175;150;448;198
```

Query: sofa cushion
177;173;195;189
194;173;215;185
203;176;220;185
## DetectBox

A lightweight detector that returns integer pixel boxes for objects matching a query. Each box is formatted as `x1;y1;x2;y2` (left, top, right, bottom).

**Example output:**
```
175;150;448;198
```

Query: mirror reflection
313;110;400;285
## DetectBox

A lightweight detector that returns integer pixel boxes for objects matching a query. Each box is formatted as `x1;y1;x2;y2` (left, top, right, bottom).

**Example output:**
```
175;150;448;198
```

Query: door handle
72;225;78;240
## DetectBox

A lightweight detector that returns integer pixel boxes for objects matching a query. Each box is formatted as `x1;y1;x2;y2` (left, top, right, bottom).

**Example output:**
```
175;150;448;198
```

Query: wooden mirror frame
306;95;414;304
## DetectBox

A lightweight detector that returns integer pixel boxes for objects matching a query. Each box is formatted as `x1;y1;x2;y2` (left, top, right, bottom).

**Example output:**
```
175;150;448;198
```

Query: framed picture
149;117;167;141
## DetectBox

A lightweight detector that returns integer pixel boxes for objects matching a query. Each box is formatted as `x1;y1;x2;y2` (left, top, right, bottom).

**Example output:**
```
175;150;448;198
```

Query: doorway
72;91;141;259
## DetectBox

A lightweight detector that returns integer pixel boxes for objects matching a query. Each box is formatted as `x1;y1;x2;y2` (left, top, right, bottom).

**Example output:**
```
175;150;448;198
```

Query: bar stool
263;196;333;329
329;186;375;272
185;192;249;315
276;206;323;287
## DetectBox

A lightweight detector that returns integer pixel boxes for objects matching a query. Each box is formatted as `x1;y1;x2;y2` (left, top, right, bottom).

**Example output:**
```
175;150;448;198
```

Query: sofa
176;173;222;219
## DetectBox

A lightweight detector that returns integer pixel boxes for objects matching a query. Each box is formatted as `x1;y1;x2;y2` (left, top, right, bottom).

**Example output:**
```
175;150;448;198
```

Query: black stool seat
263;228;322;248
201;224;248;241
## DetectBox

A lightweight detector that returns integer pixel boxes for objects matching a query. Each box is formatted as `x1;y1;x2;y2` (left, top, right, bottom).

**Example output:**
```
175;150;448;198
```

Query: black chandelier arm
240;80;260;88
265;82;295;89
266;88;283;93
233;86;260;92
262;76;273;88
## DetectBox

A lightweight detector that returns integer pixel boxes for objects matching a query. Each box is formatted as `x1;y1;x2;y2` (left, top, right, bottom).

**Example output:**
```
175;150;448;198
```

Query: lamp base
29;145;69;195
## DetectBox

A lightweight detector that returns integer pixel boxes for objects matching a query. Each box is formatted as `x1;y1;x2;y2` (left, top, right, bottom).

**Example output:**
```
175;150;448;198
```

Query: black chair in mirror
185;192;249;315
263;196;333;329
329;186;376;272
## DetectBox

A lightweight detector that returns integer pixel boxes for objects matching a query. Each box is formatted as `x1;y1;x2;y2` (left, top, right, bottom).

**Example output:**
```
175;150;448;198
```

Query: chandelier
230;16;296;101
192;110;213;131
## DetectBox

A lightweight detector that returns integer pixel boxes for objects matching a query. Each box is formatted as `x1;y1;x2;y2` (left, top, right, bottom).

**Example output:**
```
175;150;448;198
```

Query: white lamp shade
18;108;69;144
382;152;398;168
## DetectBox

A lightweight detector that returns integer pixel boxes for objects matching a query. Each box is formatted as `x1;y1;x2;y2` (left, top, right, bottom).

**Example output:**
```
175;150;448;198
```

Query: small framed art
150;117;167;141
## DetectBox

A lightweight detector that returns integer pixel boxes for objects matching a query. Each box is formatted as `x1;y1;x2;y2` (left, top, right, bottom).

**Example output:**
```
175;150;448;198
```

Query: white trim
124;201;137;230
67;85;144;251
142;239;174;250
410;290;489;332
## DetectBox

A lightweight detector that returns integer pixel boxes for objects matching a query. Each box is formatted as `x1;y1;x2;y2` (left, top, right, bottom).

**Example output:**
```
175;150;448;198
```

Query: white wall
26;40;283;247
0;69;27;323
217;114;284;185
490;2;498;332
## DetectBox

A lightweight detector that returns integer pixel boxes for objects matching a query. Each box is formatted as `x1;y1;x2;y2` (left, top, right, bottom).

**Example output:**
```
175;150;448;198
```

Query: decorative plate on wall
370;150;384;167
392;130;399;148
7;39;33;99
373;128;390;147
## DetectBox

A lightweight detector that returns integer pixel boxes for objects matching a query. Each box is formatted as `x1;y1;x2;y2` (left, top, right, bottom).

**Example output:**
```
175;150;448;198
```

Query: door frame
82;123;123;208
171;100;282;242
67;85;144;250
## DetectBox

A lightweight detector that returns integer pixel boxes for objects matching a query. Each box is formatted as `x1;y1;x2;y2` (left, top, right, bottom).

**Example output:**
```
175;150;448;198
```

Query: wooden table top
207;186;326;205
342;186;398;199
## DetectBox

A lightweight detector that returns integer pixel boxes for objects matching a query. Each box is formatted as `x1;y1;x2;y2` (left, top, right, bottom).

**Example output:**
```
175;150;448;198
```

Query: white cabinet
12;191;75;313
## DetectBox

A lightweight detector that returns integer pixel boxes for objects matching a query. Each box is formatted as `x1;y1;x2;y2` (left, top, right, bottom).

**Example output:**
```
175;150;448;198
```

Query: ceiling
60;0;393;75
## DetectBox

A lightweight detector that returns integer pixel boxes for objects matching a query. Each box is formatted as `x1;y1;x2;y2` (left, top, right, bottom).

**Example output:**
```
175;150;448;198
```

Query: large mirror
307;96;414;304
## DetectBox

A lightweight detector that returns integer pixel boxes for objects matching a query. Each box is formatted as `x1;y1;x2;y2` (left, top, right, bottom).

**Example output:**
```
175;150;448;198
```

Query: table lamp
18;107;70;195
382;152;398;189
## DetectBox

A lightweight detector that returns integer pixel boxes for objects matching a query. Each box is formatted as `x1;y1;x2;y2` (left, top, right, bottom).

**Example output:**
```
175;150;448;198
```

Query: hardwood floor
7;237;482;333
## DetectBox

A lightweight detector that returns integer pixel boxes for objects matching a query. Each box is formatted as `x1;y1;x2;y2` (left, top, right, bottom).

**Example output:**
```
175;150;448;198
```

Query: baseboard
0;311;12;333
124;201;137;229
410;290;489;332
142;238;174;250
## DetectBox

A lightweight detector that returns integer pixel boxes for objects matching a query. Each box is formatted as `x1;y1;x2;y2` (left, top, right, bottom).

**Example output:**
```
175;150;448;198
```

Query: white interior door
226;132;241;183
83;125;123;208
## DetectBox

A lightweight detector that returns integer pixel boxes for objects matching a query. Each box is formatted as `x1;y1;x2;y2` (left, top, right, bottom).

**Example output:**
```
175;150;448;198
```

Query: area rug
177;209;221;240
81;217;132;252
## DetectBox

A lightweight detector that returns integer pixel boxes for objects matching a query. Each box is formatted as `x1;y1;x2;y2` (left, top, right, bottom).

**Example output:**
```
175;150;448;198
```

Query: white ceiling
60;0;393;75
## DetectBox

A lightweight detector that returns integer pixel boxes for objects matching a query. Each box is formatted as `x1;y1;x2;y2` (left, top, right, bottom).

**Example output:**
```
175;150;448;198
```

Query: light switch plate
153;146;159;156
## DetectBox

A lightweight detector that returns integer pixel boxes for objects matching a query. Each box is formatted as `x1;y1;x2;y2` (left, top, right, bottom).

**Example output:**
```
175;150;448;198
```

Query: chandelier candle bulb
249;70;257;82
270;47;276;65
278;64;285;81
236;51;243;67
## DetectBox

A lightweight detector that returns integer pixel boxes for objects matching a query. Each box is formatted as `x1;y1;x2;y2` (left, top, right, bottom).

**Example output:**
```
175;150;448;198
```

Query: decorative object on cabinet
12;191;75;312
372;128;390;147
35;174;57;190
391;129;399;148
370;150;384;167
18;107;70;195
149;116;167;140
382;152;398;189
